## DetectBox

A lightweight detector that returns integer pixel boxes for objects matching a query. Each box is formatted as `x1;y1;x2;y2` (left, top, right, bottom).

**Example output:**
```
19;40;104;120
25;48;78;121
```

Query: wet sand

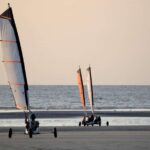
0;126;150;150
0;110;150;118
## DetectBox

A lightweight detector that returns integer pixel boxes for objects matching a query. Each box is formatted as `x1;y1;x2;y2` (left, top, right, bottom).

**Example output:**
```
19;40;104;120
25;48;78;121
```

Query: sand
0;126;150;150
1;110;150;118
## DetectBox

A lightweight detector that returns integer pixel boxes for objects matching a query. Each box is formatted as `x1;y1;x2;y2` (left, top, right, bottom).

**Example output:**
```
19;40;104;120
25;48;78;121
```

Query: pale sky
0;0;150;85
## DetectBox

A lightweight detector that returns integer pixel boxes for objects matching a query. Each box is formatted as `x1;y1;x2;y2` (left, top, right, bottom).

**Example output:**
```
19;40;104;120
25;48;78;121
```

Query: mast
0;4;29;110
77;67;86;114
86;65;94;114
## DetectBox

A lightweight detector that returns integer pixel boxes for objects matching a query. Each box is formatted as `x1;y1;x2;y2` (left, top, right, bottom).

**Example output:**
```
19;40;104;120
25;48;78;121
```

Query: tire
29;129;32;138
54;127;57;138
79;122;81;127
8;128;12;138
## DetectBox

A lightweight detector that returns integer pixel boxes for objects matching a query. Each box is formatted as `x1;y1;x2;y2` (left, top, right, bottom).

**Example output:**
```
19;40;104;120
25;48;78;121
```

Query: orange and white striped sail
86;66;94;114
0;5;29;110
77;67;86;111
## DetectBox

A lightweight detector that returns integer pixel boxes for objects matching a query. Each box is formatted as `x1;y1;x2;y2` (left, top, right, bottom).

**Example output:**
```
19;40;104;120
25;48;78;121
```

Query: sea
0;85;150;126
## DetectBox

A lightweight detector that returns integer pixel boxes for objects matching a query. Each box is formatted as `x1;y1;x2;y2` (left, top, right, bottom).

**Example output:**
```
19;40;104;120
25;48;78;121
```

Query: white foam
0;117;150;127
0;108;150;113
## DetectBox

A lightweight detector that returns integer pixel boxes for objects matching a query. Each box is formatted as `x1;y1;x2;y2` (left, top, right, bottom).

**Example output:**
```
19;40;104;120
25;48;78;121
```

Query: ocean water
0;85;150;110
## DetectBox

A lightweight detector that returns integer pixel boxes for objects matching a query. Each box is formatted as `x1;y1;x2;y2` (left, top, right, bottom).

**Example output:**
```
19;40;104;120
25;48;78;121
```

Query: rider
25;112;39;133
88;114;94;122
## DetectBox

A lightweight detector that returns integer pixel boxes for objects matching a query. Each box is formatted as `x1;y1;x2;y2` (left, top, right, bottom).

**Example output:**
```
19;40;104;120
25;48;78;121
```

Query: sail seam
9;81;25;85
0;40;16;43
0;15;11;20
2;60;21;63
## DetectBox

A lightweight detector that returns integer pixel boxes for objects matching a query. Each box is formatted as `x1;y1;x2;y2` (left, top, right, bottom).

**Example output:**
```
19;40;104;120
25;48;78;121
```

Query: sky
0;0;150;85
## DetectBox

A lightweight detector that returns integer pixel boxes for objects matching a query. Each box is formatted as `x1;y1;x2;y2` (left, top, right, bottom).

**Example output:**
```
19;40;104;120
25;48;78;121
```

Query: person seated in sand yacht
80;114;101;126
94;116;101;125
30;113;39;131
87;114;94;122
25;113;40;134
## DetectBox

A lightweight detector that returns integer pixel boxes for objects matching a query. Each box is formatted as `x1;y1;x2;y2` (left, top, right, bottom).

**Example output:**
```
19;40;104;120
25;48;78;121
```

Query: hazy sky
0;0;150;85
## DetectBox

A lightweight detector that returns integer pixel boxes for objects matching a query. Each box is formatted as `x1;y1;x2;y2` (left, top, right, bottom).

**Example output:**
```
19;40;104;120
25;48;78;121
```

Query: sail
86;66;94;113
0;5;29;110
77;67;86;111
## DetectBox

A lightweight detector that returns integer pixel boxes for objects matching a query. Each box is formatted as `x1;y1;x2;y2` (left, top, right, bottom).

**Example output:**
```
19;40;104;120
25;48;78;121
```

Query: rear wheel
54;127;57;138
99;122;101;126
29;129;32;138
8;128;12;138
79;122;81;127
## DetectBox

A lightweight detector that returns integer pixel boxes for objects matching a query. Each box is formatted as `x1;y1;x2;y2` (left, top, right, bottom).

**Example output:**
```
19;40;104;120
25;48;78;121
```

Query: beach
0;110;150;149
0;126;150;150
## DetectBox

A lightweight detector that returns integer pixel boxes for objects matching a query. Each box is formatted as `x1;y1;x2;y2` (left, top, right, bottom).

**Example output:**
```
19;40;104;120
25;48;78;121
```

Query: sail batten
0;6;29;110
0;40;16;42
8;81;25;85
0;15;11;20
86;66;94;114
2;60;21;63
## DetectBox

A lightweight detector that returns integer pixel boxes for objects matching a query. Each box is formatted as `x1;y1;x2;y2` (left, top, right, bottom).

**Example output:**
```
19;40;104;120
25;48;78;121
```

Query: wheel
106;121;109;127
54;127;57;138
99;121;101;126
29;129;32;138
79;122;81;127
8;128;12;138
